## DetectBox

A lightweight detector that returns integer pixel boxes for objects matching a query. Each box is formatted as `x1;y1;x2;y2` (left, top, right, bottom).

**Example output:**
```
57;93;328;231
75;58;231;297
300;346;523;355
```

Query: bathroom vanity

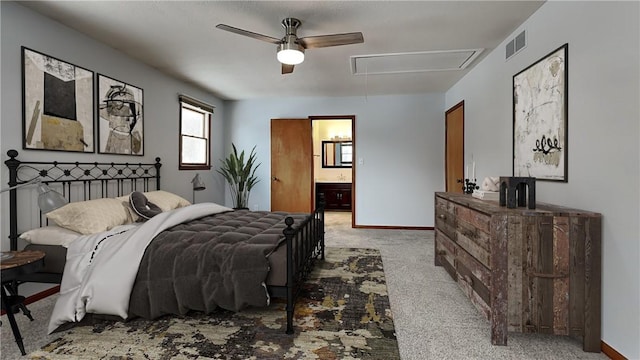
316;182;352;211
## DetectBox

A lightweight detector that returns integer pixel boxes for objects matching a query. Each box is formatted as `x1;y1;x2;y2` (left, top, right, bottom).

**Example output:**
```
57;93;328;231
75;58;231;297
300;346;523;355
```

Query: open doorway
310;115;355;228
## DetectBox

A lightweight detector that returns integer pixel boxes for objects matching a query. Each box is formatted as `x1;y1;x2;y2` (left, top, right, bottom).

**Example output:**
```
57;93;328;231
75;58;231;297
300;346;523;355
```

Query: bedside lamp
36;183;68;213
0;178;67;213
191;174;206;203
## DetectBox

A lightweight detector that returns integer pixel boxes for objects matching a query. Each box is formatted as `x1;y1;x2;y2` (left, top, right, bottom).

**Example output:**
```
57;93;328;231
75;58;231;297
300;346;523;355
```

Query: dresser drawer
456;264;491;320
456;222;491;269
435;196;456;214
434;229;457;280
456;246;491;292
437;226;491;319
454;204;491;269
455;204;491;234
435;207;457;241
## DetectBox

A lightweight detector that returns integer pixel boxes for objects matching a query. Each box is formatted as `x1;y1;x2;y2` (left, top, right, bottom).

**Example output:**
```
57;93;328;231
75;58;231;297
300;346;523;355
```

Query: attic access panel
351;49;483;75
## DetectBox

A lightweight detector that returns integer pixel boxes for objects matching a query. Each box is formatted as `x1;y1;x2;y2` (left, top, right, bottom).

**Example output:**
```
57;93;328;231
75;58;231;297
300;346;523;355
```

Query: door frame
445;101;465;193
310;115;356;228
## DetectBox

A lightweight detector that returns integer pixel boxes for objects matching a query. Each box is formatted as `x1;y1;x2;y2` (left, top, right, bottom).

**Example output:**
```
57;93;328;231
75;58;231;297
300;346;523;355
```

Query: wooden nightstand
1;250;45;356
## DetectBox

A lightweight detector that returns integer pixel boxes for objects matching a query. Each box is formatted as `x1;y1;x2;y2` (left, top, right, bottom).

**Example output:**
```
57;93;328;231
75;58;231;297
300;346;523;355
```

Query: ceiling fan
216;18;364;74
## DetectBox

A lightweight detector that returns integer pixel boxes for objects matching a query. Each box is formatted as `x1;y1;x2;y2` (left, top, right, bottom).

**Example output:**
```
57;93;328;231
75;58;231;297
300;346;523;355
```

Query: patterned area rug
29;247;399;359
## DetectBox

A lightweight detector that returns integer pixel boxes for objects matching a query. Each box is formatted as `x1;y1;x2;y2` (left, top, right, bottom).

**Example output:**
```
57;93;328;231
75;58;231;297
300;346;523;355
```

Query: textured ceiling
21;1;545;100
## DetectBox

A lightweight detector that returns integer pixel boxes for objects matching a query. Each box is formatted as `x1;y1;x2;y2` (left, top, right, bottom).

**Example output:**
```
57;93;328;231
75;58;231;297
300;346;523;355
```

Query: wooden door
270;119;313;212
445;101;464;193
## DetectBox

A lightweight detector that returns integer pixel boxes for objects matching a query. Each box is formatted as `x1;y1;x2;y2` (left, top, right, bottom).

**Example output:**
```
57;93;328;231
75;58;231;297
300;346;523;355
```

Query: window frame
179;96;213;170
340;142;353;164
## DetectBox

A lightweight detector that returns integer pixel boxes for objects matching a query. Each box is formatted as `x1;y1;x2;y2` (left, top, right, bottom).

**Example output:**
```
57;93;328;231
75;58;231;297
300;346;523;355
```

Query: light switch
358;157;364;165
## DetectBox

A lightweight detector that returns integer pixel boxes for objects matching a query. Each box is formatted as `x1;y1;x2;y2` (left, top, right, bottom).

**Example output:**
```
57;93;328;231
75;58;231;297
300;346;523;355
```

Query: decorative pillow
116;190;190;221
19;225;82;248
129;191;163;220
46;198;132;235
115;194;140;222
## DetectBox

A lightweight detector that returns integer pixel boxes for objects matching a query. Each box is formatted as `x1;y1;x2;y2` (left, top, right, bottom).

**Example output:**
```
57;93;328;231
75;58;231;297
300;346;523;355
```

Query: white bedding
48;202;232;333
19;225;82;247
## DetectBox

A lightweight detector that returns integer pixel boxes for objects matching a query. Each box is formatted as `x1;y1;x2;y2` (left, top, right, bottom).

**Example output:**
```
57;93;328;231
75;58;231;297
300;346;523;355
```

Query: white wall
1;3;226;249
225;94;444;227
446;2;640;358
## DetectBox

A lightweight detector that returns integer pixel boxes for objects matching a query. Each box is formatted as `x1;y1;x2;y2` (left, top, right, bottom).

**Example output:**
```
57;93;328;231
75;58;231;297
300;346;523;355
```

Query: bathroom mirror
322;140;352;168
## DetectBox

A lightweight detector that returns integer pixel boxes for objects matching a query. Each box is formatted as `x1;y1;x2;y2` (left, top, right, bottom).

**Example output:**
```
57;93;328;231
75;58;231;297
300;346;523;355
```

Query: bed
4;149;325;334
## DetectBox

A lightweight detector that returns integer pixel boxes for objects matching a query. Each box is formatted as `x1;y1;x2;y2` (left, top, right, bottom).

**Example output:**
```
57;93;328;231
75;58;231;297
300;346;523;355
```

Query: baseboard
353;225;434;230
0;285;60;316
602;341;627;360
25;285;60;305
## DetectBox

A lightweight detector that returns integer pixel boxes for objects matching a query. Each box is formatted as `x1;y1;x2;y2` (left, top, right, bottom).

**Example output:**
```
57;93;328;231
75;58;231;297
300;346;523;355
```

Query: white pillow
19;225;82;248
143;190;191;211
46;198;133;235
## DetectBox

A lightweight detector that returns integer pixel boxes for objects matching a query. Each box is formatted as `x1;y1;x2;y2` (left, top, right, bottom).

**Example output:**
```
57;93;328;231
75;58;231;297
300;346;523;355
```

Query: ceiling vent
350;49;484;75
506;30;527;60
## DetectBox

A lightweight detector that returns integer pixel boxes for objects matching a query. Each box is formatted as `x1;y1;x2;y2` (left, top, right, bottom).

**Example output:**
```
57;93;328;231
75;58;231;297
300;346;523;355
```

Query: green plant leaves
216;143;261;208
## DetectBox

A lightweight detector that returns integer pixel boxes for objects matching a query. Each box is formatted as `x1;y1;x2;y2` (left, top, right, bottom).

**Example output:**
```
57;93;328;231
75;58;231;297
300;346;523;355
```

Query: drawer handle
438;214;446;220
526;269;568;279
460;229;475;238
436;250;447;256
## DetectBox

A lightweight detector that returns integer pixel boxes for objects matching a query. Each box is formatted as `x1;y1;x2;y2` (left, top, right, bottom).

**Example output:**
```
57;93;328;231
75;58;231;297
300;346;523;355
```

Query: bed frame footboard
271;202;325;334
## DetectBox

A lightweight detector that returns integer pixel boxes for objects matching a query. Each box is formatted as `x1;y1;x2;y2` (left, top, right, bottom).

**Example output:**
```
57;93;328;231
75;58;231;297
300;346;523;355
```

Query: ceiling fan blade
282;64;295;74
216;24;281;44
299;32;364;49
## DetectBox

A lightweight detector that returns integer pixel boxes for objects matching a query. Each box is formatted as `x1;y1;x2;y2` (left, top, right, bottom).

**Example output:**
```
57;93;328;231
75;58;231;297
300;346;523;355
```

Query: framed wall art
22;47;95;152
513;43;568;182
97;74;144;155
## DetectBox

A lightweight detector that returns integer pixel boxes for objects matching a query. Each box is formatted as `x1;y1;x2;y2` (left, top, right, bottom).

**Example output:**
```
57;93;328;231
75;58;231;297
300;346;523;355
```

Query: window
341;143;353;164
179;95;213;170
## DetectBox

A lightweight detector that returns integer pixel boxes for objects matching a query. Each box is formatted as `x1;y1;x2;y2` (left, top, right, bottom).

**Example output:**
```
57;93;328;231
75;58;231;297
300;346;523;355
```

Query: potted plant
217;143;261;209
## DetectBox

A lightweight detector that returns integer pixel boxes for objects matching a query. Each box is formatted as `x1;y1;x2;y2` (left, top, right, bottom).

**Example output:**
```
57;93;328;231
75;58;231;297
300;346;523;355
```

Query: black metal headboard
4;149;161;251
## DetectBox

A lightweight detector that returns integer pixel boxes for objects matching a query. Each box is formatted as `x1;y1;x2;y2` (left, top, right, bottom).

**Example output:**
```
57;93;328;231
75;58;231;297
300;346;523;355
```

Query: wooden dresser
434;192;601;352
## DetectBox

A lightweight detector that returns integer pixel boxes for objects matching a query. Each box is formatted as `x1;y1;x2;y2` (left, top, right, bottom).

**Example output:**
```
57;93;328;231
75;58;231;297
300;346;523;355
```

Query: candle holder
458;178;479;194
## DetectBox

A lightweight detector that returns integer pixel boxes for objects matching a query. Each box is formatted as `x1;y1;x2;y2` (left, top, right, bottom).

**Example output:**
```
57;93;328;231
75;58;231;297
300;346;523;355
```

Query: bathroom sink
315;179;351;183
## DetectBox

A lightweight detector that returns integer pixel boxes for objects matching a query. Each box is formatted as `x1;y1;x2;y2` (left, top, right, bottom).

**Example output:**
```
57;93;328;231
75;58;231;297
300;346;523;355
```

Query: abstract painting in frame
97;74;144;155
513;43;568;182
22;47;94;152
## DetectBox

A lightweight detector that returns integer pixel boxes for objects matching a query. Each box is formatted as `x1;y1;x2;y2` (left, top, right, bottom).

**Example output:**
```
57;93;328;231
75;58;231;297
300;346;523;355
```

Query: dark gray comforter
127;209;308;319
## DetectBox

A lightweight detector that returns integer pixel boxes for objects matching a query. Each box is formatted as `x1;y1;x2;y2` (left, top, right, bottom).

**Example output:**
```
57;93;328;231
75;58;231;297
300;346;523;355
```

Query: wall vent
505;30;527;61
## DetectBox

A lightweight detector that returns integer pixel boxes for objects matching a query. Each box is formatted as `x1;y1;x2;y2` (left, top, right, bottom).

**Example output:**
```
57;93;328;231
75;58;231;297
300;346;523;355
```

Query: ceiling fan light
277;42;305;65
